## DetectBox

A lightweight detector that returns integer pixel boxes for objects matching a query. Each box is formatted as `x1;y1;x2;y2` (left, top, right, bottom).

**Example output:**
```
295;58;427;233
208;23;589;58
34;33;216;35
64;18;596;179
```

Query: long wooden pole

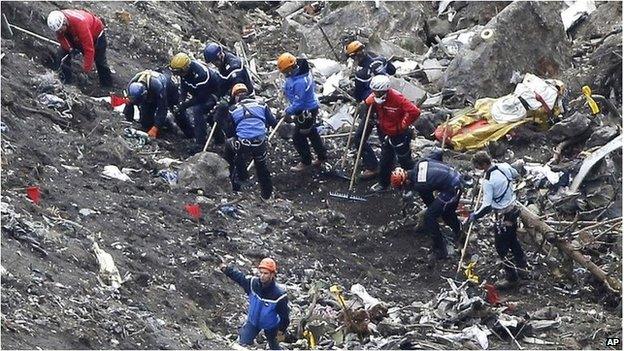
518;203;621;293
456;184;483;275
348;105;373;192
203;122;218;152
246;117;286;172
340;106;362;169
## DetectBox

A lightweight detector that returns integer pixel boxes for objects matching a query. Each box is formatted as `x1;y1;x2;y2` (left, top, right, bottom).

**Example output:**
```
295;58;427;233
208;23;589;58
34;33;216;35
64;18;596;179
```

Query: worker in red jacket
364;75;420;192
47;10;112;87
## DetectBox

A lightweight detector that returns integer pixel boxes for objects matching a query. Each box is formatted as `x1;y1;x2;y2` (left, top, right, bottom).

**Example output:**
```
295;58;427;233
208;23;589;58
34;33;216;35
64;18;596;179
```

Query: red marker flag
110;94;129;108
26;186;41;205
184;203;201;221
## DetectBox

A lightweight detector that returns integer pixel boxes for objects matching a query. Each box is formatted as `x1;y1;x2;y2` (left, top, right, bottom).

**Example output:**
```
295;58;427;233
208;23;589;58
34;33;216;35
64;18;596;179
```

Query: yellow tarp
441;98;551;151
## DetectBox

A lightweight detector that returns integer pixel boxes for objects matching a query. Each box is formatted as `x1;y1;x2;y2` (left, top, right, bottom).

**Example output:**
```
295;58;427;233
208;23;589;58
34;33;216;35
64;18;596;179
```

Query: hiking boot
290;162;309;172
359;169;378;180
370;182;388;193
494;278;519;290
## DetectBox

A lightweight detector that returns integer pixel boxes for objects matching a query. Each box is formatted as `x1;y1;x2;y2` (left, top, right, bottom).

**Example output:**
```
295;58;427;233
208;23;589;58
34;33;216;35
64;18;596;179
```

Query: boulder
177;152;230;192
586;125;619;148
548;112;591;142
293;2;430;57
441;1;572;100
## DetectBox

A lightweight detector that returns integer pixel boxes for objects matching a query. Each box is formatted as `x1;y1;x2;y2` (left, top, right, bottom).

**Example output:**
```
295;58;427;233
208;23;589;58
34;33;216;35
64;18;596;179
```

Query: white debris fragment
92;242;123;289
101;165;132;182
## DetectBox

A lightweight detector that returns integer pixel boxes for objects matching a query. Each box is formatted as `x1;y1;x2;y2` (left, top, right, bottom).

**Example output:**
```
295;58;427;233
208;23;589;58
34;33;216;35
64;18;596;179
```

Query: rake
329;105;373;202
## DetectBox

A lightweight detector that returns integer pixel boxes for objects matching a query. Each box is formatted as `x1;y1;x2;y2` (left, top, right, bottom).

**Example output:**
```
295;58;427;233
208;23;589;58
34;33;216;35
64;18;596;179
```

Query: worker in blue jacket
345;40;397;180
224;83;277;200
169;53;224;153
390;159;464;259
203;42;255;97
123;69;194;139
277;52;328;172
220;258;289;350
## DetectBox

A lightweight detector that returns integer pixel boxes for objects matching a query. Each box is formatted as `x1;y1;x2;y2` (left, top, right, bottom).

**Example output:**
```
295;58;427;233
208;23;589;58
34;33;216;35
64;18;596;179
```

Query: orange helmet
390;167;408;188
258;257;277;273
345;40;364;57
277;52;297;73
231;83;248;97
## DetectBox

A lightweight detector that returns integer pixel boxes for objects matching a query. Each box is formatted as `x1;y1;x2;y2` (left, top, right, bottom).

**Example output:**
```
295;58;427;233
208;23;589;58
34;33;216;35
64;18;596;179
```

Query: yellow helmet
231;83;248;97
170;53;191;72
345;40;364;57
277;52;297;73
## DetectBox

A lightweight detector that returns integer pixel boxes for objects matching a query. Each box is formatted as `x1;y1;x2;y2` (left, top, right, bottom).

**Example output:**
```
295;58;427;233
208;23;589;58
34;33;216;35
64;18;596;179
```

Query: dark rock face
442;1;571;100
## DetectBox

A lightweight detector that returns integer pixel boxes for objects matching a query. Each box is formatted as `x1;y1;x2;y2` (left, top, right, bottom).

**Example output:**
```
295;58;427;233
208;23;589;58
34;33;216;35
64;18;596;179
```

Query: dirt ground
1;1;622;350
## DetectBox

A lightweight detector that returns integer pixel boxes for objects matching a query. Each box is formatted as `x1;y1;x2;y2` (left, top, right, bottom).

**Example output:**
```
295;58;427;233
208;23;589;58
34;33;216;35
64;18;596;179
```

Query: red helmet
258;258;277;273
390;167;408;188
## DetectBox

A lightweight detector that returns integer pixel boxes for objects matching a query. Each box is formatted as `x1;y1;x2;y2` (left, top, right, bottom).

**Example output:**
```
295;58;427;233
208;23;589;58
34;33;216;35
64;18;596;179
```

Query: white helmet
370;75;390;92
47;11;66;32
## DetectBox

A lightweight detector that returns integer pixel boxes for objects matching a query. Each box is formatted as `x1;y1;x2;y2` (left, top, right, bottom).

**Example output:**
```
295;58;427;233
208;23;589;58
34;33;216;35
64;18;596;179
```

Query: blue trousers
239;322;280;350
187;100;223;148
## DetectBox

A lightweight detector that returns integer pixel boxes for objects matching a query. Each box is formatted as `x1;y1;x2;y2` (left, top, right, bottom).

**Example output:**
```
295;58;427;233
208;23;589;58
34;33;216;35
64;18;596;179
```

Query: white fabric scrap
101;165;132;182
491;73;560;123
524;163;563;184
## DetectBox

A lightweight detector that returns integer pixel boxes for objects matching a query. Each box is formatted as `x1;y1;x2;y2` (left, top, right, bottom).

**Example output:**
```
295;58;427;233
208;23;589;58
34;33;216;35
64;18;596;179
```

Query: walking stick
348;104;373;192
203;121;218;152
246;117;286;172
340;105;366;169
456;183;483;276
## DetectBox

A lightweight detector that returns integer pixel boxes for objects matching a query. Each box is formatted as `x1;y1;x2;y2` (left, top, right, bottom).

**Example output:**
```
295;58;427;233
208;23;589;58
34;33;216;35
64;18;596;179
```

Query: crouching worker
124;69;194;139
224;84;276;200
220;258;289;350
47;9;112;86
277;52;328;172
390;159;464;259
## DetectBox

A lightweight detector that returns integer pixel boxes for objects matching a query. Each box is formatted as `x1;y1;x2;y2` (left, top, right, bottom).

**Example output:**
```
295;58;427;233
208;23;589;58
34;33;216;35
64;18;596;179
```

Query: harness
134;70;161;89
485;166;512;203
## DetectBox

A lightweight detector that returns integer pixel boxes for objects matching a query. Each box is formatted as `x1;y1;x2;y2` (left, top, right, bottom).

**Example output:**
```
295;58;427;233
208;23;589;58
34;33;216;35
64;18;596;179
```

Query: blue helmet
128;82;147;103
204;42;223;63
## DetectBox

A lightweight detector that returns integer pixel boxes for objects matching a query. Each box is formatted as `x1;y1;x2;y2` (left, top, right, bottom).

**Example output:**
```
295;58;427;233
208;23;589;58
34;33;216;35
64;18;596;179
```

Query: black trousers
494;206;527;281
422;191;462;254
224;138;272;199
353;103;379;171
57;32;112;86
378;131;415;187
292;108;327;165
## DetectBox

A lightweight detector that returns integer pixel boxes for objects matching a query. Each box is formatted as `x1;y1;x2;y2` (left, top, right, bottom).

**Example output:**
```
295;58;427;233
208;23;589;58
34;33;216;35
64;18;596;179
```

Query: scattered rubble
1;1;621;350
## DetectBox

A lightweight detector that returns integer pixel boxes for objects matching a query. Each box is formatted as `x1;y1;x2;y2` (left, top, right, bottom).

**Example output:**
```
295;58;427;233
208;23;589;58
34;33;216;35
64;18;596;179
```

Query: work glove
276;331;285;342
147;126;159;138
